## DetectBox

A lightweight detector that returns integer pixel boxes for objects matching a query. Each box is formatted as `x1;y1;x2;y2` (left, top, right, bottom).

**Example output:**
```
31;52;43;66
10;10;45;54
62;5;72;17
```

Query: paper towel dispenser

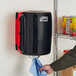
15;11;52;55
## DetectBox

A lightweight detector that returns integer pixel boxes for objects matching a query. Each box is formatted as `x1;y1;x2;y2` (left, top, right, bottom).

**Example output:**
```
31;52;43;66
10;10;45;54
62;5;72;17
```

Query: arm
51;45;76;71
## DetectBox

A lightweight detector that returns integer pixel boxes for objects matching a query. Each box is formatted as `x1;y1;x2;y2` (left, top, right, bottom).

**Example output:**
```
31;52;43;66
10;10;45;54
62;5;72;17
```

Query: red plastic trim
64;50;69;53
16;12;23;54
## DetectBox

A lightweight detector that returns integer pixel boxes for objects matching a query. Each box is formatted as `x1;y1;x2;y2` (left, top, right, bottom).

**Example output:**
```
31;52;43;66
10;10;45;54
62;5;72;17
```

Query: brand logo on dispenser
40;16;48;22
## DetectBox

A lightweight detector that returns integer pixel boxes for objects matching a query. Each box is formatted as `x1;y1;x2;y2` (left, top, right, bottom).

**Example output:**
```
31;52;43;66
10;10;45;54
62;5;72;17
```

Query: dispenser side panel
16;12;23;54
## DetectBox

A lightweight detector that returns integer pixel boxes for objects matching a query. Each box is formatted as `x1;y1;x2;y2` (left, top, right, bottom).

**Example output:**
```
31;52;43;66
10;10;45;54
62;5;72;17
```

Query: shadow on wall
6;12;27;76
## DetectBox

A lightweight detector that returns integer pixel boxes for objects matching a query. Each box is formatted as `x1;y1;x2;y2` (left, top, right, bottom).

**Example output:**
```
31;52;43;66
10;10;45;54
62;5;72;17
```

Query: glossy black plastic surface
19;12;52;55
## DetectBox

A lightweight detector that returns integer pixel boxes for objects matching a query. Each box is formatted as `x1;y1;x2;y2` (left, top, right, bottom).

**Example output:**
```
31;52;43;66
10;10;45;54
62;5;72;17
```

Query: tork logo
40;16;48;22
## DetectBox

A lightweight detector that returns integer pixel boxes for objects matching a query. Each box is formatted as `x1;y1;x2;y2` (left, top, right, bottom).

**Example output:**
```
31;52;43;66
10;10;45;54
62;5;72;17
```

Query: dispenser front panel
16;11;52;55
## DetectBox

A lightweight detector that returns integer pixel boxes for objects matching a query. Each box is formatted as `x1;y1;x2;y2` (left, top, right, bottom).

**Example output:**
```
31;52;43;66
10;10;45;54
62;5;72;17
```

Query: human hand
39;64;54;74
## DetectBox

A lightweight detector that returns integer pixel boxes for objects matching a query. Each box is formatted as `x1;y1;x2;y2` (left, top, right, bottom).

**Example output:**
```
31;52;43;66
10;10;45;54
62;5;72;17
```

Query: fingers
47;71;53;75
39;65;54;75
39;67;44;71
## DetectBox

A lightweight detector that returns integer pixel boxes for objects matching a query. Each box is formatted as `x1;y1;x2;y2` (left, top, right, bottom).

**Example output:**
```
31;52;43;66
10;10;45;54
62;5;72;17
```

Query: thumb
39;67;44;71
